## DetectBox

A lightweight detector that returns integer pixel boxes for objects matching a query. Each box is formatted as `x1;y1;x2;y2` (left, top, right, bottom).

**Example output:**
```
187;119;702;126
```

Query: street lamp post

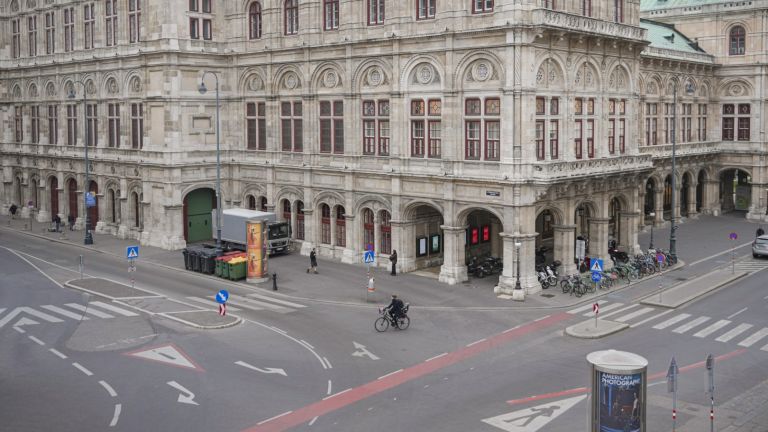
198;72;222;256
669;81;695;261
67;81;94;245
514;242;522;290
648;211;655;250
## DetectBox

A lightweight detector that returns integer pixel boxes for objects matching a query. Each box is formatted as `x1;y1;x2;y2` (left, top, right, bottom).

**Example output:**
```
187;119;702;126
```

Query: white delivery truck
212;209;292;255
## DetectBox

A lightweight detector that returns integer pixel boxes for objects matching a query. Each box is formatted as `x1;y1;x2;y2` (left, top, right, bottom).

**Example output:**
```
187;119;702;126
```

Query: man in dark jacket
390;250;397;276
385;294;405;324
53;214;62;232
9;204;18;219
307;248;318;274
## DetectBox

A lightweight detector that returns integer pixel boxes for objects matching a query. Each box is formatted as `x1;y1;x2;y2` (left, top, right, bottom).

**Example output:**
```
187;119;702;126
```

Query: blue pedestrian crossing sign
590;259;604;273
216;290;229;304
126;246;140;259
363;250;375;264
85;192;96;208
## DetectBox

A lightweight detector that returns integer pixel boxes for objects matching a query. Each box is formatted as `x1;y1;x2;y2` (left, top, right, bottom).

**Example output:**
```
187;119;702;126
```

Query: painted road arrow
167;381;199;406
482;395;586;431
235;361;287;376
351;341;380;360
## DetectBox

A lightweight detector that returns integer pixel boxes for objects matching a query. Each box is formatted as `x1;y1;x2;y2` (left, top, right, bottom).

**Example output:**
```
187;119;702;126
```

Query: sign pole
729;232;738;274
667;357;678;432
706;354;714;432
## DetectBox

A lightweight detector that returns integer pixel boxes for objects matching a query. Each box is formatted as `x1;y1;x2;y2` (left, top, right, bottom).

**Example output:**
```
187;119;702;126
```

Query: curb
640;271;749;309
564;320;630;339
160;311;243;330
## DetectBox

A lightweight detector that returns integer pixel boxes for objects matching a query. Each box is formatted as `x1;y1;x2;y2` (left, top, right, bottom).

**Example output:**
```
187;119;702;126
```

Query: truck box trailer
212;209;292;255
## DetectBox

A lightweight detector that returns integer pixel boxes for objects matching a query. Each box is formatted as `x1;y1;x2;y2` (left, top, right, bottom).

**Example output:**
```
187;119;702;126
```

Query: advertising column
246;220;268;282
587;350;648;432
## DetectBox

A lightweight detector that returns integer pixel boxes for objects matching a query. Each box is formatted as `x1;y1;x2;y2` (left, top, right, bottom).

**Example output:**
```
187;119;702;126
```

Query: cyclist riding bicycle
384;294;405;324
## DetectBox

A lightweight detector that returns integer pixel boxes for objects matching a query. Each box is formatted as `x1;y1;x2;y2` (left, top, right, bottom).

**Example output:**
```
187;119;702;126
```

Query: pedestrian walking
757;226;765;237
67;214;75;231
9;204;18;219
390;250;397;276
307;248;318;274
53;214;62;233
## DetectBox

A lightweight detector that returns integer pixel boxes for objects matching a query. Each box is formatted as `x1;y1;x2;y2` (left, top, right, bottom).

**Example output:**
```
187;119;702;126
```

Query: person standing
390;250;398;276
757;226;765;237
307;248;318;274
53;214;62;233
9;204;18;219
67;214;75;230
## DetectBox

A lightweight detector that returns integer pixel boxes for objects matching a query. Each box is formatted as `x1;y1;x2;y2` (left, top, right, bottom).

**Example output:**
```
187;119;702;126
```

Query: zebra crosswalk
184;293;306;315
568;301;768;352
1;301;140;330
734;258;768;273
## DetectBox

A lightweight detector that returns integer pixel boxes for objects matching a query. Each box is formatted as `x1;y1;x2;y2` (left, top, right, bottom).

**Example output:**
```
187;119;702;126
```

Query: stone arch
238;67;266;94
123;71;143;95
533;56;566;90
44;80;57;99
310;61;345;93
274;185;303;206
313;190;346;209
717;166;752;178
242;184;266;203
535;205;566;226
400;55;444;92
723;20;751;36
11;83;22;100
456;50;505;90
272;64;304;94
645;74;662;96
27;82;39;99
718;78;753;98
102;73;121;97
180;183;218;201
353;194;391;216
606;64;632;93
572;60;601;91
62;79;75;99
352;58;392;93
401;199;445;221
456;205;504;227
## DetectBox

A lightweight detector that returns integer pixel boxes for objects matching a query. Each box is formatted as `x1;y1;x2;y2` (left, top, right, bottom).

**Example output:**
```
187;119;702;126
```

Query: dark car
752;235;768;258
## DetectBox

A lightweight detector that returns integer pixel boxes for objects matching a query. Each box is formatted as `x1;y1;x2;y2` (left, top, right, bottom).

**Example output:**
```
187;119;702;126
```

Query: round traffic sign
216;289;229;304
729;232;738;240
591;271;602;283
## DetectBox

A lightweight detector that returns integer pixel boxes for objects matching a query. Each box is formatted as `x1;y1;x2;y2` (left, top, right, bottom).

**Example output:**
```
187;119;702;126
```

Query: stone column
37;181;50;223
495;233;539;296
673;185;682;219
290;205;297;240
300;209;315;255
621;212;642;255
687;182;699;218
705;179;721;216
390;220;407;271
439;225;468;285
747;183;766;220
589;217;611;269
654;189;665;224
341;215;359;264
373;212;382;269
553;224;577;275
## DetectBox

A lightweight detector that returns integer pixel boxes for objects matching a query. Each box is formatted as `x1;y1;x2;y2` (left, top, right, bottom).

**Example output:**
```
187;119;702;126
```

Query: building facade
1;0;765;295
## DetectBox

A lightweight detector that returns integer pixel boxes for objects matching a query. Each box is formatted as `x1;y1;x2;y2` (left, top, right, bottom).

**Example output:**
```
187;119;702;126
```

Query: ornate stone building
1;0;765;295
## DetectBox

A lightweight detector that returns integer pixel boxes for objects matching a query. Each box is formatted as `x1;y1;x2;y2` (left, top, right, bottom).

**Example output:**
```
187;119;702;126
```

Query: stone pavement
640;270;747;308
1;213;763;311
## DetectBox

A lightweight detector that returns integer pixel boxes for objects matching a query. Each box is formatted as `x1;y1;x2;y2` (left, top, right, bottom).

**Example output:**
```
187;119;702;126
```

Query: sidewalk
1;213;762;311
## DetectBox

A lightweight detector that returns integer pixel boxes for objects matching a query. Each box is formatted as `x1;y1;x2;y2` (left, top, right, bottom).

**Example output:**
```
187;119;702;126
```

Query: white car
753;235;768;258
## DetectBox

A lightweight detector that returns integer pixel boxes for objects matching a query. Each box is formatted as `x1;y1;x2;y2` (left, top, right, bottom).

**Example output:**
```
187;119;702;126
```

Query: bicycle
374;304;411;332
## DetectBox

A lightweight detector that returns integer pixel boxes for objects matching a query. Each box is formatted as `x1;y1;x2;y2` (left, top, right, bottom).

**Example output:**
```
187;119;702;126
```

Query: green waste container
228;261;247;281
221;259;231;279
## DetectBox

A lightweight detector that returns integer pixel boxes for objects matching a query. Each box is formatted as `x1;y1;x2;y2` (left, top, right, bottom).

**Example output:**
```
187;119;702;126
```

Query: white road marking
231;296;292;313
269;326;287;335
534;315;551;322
567;300;608;315
378;369;403;380
503;325;522;333
3;247;66;288
715;323;753;342
12;326;26;334
109;404;121;427
351;342;380;360
308;416;318;426
738;328;768;347
99;380;118;397
614;307;655;323
323;357;332;369
631;309;674;328
687;241;755;266
672;316;711;334
0;306;64;328
467;338;486;347
653;313;692;330
594;304;638;319
247;319;328;371
72;362;93;376
693;320;732;338
167;381;200;406
49;348;67;359
727;307;748;319
482;395;587;432
582;302;625;317
300;340;314;349
40;304;89;321
258;411;293;425
235;361;287;376
761;344;768;352
130;345;199;370
323;389;351;400
185;296;242;311
426;353;448;362
65;303;114;319
28;335;46;346
327;380;332;395
246;292;306;308
90;301;140;317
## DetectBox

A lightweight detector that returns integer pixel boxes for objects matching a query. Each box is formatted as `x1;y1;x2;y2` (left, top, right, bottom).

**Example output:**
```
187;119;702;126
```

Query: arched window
335;205;346;247
379;210;391;254
260;196;268;211
284;0;298;35
362;208;374;251
729;26;745;55
296;201;305;240
108;189;116;222
132;192;141;228
247;195;256;210
249;2;262;39
282;199;291;222
320;204;331;244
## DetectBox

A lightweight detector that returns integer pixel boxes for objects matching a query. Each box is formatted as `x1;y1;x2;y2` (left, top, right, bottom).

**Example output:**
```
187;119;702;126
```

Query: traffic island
640;270;748;308
161;310;241;329
565;319;629;339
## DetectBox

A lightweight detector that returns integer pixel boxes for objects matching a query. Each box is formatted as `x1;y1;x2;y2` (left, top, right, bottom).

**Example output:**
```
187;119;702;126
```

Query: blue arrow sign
216;290;229;304
591;271;602;283
363;250;375;264
126;246;140;259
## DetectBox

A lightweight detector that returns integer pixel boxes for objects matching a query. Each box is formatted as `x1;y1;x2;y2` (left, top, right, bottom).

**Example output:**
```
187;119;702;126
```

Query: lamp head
198;82;208;95
514;242;522;248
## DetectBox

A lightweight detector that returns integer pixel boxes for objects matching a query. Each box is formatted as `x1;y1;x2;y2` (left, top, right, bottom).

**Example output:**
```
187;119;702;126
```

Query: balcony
531;9;647;42
532;154;654;181
637;141;720;158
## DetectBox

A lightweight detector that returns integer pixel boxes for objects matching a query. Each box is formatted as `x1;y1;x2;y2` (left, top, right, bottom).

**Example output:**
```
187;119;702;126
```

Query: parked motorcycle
535;246;548;265
608;240;629;264
536;265;557;289
475;256;503;278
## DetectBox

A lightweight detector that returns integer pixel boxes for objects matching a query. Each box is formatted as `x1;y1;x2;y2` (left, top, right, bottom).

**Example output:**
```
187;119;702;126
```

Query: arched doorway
609;197;622;245
132;192;141;228
87;181;99;230
335;205;346;247
534;209;555;264
696;170;707;212
246;195;256;210
108;189;116;223
362;208;375;252
465;209;503;262
183;188;215;242
575;202;594;253
49;177;59;217
681;173;692;216
67;178;78;220
30;178;38;209
379;210;392;255
720;169;751;214
644;178;656;220
404;204;444;271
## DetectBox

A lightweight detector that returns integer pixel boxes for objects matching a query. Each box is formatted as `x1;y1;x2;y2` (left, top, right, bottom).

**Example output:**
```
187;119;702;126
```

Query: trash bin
228;260;247;281
200;249;219;275
183;248;191;270
189;247;202;273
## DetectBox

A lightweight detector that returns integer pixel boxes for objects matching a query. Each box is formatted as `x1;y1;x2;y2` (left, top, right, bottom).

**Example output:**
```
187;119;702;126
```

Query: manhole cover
540;294;555;298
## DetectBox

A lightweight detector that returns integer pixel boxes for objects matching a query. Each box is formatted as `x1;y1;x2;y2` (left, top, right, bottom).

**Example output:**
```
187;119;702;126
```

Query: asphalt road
1;226;767;432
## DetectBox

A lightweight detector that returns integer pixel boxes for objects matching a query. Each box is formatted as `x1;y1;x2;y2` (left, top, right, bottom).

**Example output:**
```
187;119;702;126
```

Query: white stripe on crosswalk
672;316;711;334
631;309;674;328
762;344;768;352
693;320;731;338
568;300;609;315
615;307;655;323
90;301;140;317
40;305;89;321
246;293;306;308
738;328;768;347
653;313;692;330
65;303;114;319
594;304;639;319
230;296;291;313
715;323;753;342
581;302;625;317
185;297;241;311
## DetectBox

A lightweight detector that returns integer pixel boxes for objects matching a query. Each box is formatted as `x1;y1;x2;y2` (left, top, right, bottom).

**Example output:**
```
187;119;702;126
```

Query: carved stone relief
46;82;56;97
129;76;142;93
413;63;439;85
86;80;96;95
365;67;386;87
106;77;119;95
728;83;745;97
282;72;300;90
29;83;38;98
26;0;36;8
247;75;263;92
12;85;21;99
322;70;339;88
10;0;19;12
646;81;657;95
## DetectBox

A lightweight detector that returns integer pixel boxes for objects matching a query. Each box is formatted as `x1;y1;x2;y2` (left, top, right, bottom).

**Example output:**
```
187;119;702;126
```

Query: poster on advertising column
246;220;268;281
598;372;642;432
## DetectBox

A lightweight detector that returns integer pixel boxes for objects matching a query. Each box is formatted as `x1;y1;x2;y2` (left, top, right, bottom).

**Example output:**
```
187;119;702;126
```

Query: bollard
79;255;84;280
272;273;278;291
